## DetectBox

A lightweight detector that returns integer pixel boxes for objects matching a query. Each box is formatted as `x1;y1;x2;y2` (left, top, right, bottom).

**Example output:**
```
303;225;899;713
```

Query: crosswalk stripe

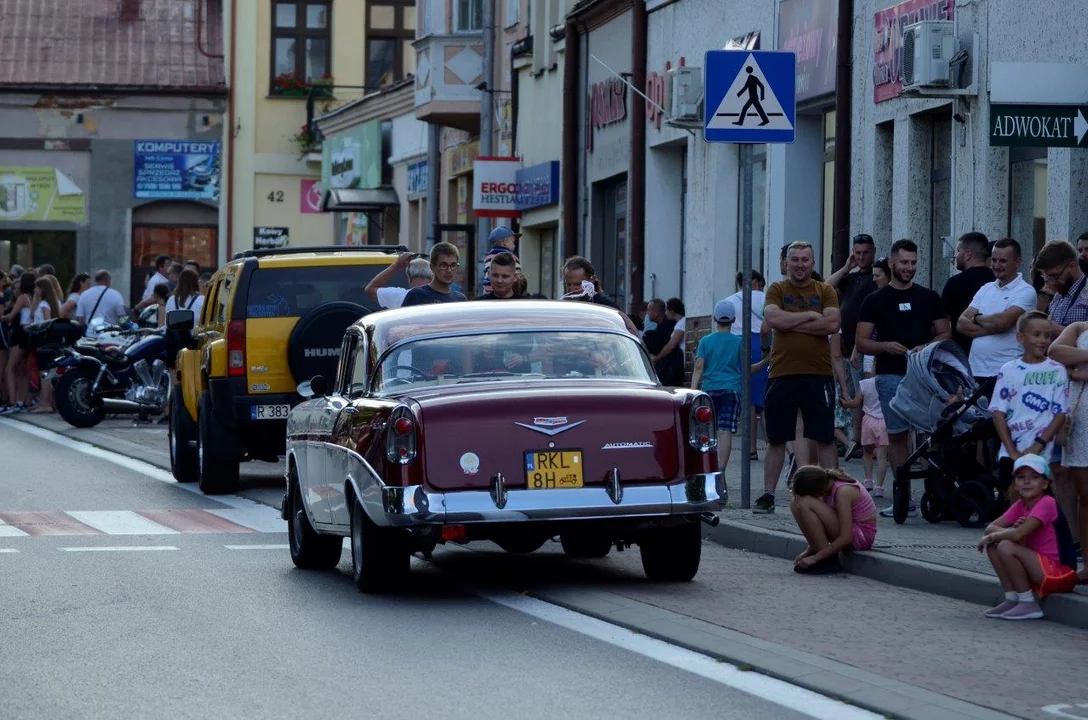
0;520;29;537
0;511;101;536
0;548;19;553
205;507;287;534
137;509;257;534
65;511;179;536
224;544;291;551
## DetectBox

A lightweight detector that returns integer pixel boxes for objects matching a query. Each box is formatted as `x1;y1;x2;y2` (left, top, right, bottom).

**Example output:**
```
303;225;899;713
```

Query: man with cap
482;226;522;295
690;299;745;469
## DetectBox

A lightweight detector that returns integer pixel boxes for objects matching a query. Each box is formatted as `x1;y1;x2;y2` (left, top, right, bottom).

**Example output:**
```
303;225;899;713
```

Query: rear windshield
245;265;407;318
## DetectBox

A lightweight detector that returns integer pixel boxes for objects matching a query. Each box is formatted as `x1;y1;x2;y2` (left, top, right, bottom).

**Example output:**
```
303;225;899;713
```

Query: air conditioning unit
902;20;955;90
666;65;703;123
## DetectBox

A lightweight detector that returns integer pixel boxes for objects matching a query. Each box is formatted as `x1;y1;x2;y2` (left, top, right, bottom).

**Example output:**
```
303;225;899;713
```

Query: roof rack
233;245;408;260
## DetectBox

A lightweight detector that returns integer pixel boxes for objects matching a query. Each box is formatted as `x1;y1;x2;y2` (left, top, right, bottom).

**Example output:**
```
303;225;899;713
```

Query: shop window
1009;147;1048;260
930;116;953;289
271;1;332;94
455;0;483;32
130;226;217;306
367;0;416;89
737;145;767;278
820;109;835;274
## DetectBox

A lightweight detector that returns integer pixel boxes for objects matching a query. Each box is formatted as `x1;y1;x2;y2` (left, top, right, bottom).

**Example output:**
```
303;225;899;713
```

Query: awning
321;187;400;212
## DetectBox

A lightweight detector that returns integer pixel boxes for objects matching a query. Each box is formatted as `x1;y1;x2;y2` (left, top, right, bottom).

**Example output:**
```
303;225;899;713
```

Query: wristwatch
1035;435;1048;447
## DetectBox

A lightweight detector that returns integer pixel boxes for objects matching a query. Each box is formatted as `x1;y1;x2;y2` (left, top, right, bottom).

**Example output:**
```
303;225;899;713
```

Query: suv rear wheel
169;385;198;483
197;390;241;495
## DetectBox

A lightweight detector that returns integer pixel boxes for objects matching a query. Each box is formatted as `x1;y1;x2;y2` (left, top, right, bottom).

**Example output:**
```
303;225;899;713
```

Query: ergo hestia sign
990;105;1088;148
472;157;521;219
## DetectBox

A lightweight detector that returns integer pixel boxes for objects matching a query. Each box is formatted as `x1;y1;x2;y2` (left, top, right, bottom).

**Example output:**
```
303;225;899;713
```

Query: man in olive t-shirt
757;241;841;514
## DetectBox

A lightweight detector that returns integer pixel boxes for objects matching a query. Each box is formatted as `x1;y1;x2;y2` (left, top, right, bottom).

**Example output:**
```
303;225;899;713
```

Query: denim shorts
874;373;911;436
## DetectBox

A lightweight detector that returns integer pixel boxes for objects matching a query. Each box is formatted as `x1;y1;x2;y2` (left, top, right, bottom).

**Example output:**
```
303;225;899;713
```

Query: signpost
989;104;1088;148
704;50;796;508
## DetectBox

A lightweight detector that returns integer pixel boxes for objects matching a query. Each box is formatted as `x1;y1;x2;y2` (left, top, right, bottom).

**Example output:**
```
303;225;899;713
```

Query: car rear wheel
169;385;198;483
640;521;701;582
288;472;343;570
350;495;408;593
560;530;613;559
197;390;240;495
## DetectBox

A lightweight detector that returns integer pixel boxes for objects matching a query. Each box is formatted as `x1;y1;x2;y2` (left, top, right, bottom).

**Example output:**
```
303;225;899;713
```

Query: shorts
708;389;741;433
749;340;768;409
874;373;910;436
861;413;888;447
851;520;877;551
1032;552;1078;599
764;374;836;446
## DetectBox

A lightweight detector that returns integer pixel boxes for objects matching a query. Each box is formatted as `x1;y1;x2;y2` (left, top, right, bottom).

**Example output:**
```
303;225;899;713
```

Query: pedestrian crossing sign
703;50;796;144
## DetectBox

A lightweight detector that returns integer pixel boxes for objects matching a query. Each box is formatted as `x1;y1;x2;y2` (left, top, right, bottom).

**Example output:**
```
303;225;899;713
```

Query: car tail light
386;405;418;464
689;394;718;452
227;320;246;377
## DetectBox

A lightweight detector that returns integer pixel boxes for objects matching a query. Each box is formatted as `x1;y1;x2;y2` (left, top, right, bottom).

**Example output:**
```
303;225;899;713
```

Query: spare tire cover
287;302;368;385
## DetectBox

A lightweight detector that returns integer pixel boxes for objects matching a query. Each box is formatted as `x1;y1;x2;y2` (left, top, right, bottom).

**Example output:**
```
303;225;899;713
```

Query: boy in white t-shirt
990;310;1069;491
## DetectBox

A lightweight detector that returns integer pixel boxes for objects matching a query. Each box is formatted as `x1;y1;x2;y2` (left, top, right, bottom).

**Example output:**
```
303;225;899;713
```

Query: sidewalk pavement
719;442;1088;630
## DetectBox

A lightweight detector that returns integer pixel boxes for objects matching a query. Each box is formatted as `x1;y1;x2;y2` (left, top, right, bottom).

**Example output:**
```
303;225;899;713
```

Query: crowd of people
686;230;1083;618
0;255;213;416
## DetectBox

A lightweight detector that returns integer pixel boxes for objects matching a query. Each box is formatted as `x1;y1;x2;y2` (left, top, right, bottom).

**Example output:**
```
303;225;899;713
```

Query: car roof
253;252;398;269
362;300;631;348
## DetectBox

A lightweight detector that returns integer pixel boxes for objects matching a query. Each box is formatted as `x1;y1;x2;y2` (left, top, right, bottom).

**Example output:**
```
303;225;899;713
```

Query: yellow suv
168;245;407;494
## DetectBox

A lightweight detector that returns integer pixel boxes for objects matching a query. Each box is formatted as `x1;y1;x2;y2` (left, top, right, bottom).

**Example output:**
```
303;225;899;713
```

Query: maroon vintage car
282;300;726;592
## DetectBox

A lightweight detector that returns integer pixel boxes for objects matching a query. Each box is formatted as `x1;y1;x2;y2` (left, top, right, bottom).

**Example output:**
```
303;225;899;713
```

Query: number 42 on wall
267;190;284;202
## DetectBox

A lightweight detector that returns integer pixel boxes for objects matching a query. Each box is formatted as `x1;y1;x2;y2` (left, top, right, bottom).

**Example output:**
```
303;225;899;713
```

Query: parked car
168;244;408;494
282;300;726;593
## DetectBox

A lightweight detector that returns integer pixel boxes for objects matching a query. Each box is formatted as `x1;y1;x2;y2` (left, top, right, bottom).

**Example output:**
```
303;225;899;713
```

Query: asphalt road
0;421;866;720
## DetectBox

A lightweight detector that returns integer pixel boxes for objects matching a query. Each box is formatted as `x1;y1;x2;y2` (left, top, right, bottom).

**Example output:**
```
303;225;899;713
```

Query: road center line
59;546;180;552
224;544;290;550
0;548;19;553
478;589;880;720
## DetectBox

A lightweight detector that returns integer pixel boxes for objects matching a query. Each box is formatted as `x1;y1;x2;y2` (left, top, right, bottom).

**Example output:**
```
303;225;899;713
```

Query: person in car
402;243;468;306
365;252;433;309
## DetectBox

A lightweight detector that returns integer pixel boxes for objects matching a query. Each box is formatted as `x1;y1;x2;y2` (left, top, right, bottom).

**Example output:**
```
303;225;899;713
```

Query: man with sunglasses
402;242;468;306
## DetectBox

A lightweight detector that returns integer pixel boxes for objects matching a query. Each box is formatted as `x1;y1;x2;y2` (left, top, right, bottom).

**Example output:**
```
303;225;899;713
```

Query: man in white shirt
142;254;172;301
364;253;433;309
75;270;128;336
956;237;1037;395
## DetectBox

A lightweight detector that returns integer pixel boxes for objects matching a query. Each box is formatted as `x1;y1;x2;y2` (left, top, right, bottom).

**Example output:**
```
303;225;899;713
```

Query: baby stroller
888;340;1002;528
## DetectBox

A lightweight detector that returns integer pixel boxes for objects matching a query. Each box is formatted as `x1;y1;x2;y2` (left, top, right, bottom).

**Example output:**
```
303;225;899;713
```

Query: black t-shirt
837;270;878;351
401;285;468;306
478;292;516;300
858;284;948;376
940;266;994;355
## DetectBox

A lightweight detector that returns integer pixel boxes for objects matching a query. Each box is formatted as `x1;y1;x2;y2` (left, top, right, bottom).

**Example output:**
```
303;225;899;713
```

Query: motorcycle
53;321;170;428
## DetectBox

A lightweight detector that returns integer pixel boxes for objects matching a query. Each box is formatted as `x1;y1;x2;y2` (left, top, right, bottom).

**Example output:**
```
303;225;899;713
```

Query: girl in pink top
790;466;878;574
978;453;1077;621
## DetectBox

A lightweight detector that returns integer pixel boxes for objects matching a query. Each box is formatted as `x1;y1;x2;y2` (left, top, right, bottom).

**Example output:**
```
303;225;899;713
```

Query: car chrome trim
490;472;508;509
369;472;725;526
605;468;622;505
512;419;587;436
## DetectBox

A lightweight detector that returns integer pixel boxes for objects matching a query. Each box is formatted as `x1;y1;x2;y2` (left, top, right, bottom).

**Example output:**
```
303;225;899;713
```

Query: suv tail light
227;320;246;377
689;394;718;452
385;405;418;464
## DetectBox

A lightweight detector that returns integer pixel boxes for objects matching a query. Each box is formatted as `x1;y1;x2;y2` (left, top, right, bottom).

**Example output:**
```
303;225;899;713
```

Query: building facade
0;0;227;304
853;0;1088;289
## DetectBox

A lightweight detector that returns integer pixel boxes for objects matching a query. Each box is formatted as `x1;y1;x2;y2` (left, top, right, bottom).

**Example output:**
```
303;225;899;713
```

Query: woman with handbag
1047;318;1088;582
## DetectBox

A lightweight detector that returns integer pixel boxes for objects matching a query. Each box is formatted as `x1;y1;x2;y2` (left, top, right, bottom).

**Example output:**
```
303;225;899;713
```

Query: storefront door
599;177;628;308
131;225;217;305
0;230;77;284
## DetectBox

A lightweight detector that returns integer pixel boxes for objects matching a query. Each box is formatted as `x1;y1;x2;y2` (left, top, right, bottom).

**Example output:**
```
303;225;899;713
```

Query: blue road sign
703;50;796;144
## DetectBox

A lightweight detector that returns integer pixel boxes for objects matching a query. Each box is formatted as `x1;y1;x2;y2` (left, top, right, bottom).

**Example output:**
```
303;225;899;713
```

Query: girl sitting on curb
978;453;1078;621
790;465;878;575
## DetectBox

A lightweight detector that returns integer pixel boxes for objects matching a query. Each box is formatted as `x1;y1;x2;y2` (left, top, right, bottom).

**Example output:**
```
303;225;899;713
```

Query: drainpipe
561;19;580;259
832;0;853;267
629;0;647;313
426;123;440;248
477;0;495;288
225;0;237;261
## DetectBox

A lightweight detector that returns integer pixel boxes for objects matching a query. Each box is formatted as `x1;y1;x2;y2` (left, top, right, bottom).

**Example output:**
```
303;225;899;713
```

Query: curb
531;586;1019;720
707;519;1088;631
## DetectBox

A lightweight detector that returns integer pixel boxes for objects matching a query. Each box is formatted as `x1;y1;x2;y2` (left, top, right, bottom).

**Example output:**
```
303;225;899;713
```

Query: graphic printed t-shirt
999;495;1064;565
858;284;947;376
695;331;743;392
989;357;1069;460
401;285;468;306
966;274;1036;377
764;279;838;378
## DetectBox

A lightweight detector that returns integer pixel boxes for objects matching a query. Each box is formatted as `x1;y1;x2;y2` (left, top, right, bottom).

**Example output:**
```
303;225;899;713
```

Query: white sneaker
879;502;917;518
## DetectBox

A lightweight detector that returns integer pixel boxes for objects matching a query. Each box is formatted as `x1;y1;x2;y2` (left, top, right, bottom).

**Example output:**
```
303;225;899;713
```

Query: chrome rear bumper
366;472;726;527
